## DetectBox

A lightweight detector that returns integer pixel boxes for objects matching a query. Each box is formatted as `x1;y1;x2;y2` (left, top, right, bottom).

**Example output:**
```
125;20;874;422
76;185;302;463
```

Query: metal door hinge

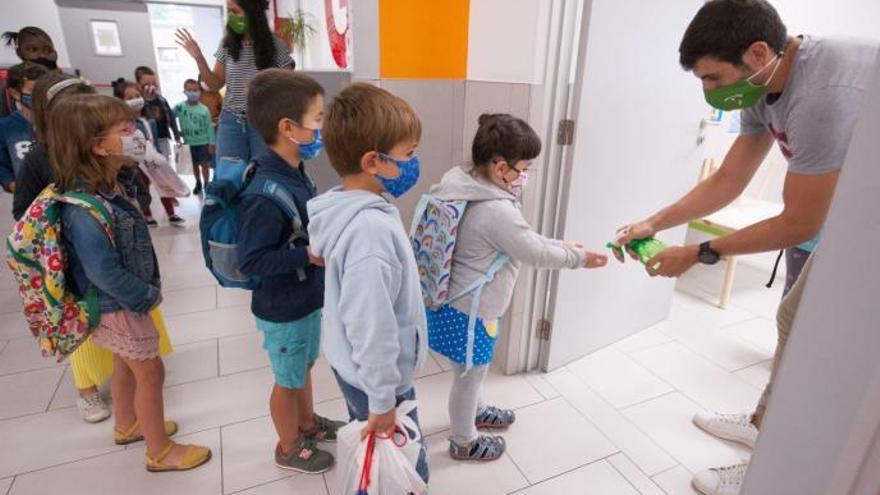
557;119;575;146
537;319;552;341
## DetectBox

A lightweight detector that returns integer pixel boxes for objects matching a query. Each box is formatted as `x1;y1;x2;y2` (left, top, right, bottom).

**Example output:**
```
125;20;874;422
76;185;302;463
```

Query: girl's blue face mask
377;153;420;198
290;127;324;161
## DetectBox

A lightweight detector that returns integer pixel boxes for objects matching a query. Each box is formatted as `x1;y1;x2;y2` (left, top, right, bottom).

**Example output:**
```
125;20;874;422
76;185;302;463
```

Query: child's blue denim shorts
256;309;322;389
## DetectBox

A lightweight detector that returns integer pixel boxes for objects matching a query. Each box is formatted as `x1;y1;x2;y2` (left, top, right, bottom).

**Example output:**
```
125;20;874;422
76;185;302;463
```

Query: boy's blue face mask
290;128;323;161
20;93;33;109
377;153;420;198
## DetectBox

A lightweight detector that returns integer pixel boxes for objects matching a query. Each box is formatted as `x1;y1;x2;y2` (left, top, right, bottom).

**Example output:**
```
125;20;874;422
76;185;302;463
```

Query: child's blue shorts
256;309;322;389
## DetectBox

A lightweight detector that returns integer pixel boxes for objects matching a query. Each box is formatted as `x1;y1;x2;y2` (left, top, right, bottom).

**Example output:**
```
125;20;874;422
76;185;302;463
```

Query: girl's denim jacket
61;188;161;315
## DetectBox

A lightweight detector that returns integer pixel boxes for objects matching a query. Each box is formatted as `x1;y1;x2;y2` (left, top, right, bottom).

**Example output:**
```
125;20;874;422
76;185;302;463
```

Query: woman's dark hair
33;73;95;143
471;113;541;167
223;0;277;70
679;0;787;70
1;27;52;49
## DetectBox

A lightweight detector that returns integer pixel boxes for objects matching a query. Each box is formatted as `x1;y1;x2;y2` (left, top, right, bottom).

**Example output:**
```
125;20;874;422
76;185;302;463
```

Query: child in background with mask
174;78;214;195
0;63;46;193
116;80;184;226
425;113;608;462
237;69;343;474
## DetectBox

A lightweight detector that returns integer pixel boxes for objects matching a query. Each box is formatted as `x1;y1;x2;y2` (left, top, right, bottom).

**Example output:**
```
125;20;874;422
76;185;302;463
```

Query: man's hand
307;246;324;266
613;221;657;262
584;252;609;269
645;245;699;278
2;182;15;194
361;408;396;440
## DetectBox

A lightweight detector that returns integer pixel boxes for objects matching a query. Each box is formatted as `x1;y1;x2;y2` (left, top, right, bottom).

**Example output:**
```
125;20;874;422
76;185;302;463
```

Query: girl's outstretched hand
584;251;609;269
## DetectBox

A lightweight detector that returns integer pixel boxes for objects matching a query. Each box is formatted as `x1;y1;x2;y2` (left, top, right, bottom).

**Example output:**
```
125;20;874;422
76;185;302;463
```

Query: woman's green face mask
227;13;247;35
704;55;782;111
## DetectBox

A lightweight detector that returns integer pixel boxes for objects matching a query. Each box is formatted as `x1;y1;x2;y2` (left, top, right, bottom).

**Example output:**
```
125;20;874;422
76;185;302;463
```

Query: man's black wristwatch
698;241;721;265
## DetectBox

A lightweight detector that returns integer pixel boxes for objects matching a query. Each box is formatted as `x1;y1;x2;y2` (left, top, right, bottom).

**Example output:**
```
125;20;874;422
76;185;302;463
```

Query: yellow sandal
145;441;212;473
114;420;179;445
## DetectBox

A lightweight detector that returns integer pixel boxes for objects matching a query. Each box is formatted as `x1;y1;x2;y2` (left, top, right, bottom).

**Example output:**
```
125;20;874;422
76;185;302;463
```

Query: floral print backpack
6;187;114;362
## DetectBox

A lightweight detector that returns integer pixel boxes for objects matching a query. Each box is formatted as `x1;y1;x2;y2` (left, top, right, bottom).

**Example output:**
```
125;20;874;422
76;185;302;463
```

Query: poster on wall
274;0;351;71
90;20;123;57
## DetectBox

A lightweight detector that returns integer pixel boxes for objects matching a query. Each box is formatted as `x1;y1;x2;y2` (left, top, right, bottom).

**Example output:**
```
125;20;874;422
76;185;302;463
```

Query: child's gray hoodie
307;187;427;414
430;165;584;319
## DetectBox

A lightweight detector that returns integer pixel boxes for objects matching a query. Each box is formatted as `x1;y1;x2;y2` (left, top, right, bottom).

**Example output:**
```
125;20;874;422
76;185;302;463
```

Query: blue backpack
199;157;307;289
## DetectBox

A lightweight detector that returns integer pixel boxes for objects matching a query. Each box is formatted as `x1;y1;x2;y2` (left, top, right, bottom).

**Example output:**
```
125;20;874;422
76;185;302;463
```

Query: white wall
56;0;157;86
743;53;880;495
0;0;71;68
466;0;551;83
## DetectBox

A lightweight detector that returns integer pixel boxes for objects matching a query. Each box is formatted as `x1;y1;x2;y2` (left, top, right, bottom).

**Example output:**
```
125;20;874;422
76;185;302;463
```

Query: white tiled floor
0;194;785;494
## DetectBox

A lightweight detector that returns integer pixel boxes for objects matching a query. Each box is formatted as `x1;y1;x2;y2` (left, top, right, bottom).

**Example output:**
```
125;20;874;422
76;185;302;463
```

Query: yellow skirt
69;308;174;390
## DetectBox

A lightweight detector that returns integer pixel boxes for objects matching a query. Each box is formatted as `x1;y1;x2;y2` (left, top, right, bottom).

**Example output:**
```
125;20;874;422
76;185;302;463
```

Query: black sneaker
193;183;203;195
168;215;185;226
145;218;159;227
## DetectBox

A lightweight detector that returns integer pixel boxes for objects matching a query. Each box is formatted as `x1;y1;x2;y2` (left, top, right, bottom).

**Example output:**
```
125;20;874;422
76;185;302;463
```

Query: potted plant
276;8;316;64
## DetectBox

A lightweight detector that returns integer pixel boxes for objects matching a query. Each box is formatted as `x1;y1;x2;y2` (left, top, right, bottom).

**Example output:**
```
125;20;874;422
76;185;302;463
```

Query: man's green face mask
704;54;782;111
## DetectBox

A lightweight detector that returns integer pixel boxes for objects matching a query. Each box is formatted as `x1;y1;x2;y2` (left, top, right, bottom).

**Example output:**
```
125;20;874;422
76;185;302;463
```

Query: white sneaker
77;392;111;423
692;462;748;495
693;411;758;448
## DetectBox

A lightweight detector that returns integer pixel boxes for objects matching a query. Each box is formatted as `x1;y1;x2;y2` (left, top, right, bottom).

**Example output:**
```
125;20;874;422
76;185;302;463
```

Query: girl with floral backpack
9;94;210;472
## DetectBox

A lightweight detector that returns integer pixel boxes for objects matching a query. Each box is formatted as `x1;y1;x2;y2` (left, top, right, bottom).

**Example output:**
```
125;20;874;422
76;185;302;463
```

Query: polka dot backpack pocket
410;194;508;371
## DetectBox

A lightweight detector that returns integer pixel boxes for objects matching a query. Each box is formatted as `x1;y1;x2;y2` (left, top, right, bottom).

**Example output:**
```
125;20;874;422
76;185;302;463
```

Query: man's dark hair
247;69;324;144
679;0;787;70
184;78;199;87
6;63;47;92
134;65;155;82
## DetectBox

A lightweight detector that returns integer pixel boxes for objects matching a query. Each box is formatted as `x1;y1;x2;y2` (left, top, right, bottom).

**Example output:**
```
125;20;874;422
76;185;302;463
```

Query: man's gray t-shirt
740;35;879;251
741;35;879;174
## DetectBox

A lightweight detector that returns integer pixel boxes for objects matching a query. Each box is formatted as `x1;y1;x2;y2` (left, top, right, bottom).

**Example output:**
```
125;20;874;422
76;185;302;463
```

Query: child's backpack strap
447;252;510;373
56;192;116;243
245;175;308;282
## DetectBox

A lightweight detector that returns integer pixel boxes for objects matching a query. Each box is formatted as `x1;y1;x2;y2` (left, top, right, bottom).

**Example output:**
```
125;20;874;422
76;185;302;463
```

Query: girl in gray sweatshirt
426;114;607;462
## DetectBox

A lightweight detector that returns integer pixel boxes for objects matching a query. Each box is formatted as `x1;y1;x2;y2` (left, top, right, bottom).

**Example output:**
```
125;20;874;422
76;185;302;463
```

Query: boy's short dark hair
679;0;787;70
6;63;47;91
323;83;422;177
134;65;155;82
247;68;325;145
183;78;199;87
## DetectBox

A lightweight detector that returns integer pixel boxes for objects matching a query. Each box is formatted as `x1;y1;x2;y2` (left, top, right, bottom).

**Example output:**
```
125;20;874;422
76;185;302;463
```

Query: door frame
497;0;590;373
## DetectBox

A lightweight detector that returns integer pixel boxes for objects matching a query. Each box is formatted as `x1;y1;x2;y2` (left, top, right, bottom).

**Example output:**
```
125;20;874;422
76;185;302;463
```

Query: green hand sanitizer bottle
606;238;668;269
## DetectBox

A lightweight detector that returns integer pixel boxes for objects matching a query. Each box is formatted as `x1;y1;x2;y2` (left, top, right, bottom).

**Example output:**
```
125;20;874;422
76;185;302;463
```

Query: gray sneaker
275;437;334;474
304;414;347;443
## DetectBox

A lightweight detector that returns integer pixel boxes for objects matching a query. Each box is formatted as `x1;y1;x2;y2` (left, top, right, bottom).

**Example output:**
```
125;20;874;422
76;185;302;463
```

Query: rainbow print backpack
410;195;508;370
6;187;114;362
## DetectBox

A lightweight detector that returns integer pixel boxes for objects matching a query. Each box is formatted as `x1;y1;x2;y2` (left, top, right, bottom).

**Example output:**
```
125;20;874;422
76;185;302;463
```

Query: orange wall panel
379;0;470;79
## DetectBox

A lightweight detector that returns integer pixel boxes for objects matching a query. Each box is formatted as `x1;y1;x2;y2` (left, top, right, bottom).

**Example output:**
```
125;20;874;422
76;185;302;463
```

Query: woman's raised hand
175;28;203;61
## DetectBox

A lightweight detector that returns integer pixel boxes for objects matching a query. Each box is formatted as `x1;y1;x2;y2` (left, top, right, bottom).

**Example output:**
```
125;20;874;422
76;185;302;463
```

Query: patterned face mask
377;153;420;198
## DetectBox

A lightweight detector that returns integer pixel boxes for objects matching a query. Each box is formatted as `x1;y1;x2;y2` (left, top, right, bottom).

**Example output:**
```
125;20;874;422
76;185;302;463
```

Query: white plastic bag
338;400;428;495
128;131;190;198
175;143;193;175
